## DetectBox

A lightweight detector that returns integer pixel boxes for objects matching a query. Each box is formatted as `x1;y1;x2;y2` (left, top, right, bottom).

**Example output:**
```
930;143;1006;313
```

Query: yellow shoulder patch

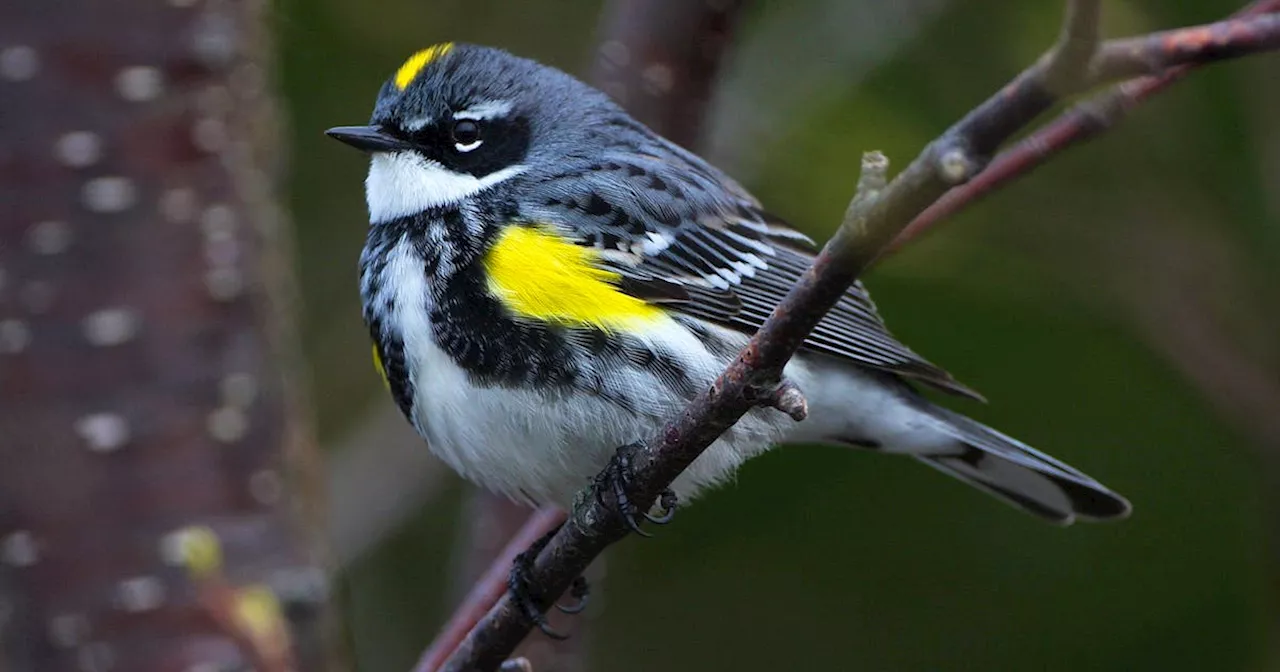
483;225;664;332
394;43;454;90
371;343;390;390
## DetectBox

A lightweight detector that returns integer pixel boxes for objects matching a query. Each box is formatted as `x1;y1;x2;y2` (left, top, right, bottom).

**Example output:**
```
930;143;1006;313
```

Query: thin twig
927;7;1280;187
436;3;1280;670
929;0;1103;186
1044;0;1102;92
1091;12;1280;83
758;379;809;422
892;0;1280;250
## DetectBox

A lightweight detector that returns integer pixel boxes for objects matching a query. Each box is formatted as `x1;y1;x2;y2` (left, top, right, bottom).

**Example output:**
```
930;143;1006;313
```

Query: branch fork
745;378;809;422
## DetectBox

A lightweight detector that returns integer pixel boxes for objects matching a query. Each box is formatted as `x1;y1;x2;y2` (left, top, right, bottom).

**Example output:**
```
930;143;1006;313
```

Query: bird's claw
555;575;590;615
507;526;590;639
596;441;679;537
644;489;678;525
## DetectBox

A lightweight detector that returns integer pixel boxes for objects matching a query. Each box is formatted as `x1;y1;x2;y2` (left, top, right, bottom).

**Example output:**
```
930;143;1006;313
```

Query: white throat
364;151;525;224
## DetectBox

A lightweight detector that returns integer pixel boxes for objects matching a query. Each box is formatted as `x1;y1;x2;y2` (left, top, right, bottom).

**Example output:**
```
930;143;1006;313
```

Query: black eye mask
394;115;532;178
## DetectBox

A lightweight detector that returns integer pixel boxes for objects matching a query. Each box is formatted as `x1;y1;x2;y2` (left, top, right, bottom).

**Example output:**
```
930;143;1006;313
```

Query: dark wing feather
523;130;980;400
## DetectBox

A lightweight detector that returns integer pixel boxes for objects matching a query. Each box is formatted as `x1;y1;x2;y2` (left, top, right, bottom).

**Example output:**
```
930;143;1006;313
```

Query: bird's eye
451;119;482;152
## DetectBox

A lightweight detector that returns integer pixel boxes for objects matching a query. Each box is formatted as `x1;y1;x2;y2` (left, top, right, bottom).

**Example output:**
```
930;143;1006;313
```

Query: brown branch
926;0;1103;187
435;3;1280;670
758;379;809;422
1092;12;1280;82
454;494;586;672
894;0;1280;250
924;9;1280;188
413;507;566;672
1045;0;1102;92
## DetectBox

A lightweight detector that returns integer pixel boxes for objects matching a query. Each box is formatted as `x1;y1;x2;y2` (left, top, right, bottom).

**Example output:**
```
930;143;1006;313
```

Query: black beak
325;125;413;153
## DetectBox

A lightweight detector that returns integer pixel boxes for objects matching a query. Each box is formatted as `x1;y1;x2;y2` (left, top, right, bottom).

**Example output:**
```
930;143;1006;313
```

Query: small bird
327;43;1130;529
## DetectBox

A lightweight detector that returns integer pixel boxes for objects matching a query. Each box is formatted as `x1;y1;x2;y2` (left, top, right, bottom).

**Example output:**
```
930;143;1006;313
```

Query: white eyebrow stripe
404;115;434;131
453;100;513;121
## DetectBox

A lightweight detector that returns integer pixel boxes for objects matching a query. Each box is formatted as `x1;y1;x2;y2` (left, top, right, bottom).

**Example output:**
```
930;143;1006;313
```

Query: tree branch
435;3;1280;670
414;507;566;672
1045;0;1102;92
892;0;1280;250
1091;12;1280;83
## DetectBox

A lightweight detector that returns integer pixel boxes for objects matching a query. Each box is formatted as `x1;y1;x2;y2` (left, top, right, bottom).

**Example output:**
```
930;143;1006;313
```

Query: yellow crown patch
394;43;454;90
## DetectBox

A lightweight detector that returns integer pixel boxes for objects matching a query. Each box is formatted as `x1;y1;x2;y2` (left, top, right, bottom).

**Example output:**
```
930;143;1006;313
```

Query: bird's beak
325;125;413;153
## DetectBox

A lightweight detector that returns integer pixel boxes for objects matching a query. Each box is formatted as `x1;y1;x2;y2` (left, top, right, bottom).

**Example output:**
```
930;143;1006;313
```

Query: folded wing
523;130;979;399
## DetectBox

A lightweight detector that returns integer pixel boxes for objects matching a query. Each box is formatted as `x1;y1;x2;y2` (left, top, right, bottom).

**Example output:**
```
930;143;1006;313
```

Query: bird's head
326;43;617;224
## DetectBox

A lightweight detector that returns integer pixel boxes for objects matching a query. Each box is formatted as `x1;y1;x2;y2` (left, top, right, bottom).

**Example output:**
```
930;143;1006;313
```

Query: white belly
410;337;643;504
406;324;796;506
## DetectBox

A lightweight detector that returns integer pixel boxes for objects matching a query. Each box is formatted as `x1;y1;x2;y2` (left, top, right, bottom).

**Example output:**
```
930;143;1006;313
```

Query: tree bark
0;1;333;670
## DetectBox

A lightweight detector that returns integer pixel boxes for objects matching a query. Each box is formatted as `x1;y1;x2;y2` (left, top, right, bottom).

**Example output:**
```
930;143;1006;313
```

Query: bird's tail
908;402;1131;525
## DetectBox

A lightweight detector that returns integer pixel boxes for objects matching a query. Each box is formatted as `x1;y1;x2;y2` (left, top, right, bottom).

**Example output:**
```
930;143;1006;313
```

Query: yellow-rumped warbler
327;43;1130;526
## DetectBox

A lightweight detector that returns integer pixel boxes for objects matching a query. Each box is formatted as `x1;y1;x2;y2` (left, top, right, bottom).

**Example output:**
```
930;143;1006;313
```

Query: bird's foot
595;441;679;537
508;525;590;639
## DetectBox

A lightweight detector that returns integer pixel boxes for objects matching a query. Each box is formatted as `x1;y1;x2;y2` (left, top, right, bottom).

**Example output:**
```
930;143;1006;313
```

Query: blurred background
4;0;1279;670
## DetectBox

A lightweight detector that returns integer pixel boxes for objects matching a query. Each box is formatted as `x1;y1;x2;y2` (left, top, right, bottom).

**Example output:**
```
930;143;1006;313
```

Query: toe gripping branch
508;525;590;640
509;380;804;640
595;440;678;538
510;438;683;640
590;378;806;541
